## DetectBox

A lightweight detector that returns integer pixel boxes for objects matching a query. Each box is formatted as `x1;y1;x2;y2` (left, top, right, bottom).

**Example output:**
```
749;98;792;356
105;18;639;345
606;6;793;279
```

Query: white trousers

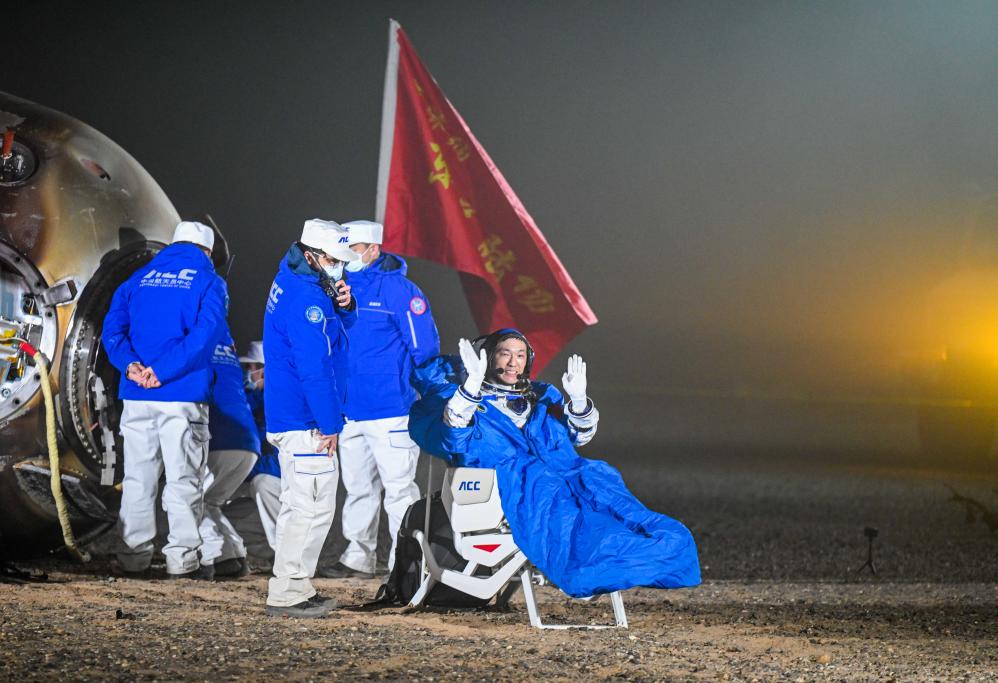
222;474;281;566
338;415;420;574
117;400;209;574
252;473;282;552
199;449;257;564
266;430;339;607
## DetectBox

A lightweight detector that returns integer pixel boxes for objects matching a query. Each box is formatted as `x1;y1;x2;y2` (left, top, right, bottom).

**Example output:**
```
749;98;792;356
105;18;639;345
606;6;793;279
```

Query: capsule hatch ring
59;241;163;482
0;138;38;187
0;241;58;425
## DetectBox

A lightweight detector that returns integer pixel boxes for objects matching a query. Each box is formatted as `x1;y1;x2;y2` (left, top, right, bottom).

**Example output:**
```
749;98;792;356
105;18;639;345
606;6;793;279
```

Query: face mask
322;262;344;281
244;370;260;390
345;245;373;272
345;259;366;273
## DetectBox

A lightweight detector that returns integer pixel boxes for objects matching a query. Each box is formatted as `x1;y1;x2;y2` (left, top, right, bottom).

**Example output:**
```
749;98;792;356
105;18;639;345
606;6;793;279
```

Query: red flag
375;20;597;372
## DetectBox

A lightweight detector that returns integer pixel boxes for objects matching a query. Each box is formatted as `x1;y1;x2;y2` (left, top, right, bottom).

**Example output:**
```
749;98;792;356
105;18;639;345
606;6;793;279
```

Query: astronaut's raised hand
561;354;588;412
458;338;487;397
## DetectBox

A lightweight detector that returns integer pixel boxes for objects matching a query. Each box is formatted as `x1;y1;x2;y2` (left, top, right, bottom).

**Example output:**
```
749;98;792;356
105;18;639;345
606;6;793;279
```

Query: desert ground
3;400;997;681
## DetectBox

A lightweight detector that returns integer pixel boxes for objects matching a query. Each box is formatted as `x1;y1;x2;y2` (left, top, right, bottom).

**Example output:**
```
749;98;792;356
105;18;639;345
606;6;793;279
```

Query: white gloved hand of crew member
458;338;487;397
561;354;588;413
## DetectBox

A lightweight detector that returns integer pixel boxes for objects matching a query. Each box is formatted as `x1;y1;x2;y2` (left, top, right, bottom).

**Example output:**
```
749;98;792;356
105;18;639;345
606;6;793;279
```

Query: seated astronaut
408;328;701;598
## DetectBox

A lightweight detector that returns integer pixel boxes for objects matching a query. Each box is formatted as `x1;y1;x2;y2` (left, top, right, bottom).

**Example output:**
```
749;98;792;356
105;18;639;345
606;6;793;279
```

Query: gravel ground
3;431;997;681
1;574;995;681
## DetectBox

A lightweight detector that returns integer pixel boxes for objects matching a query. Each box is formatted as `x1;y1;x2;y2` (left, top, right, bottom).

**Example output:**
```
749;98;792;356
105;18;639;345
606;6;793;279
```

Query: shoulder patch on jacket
409;296;427;315
305;305;324;323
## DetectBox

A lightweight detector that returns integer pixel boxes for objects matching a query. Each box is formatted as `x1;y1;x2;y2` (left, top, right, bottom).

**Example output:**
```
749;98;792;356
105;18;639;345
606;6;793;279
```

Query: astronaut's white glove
561;354;588;413
458;338;487;397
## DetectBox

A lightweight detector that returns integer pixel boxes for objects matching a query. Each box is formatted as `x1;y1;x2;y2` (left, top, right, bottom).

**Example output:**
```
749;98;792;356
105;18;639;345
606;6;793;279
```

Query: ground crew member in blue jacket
219;341;281;571
263;218;358;618
102;221;227;579
202;330;259;578
237;341;281;560
322;220;440;578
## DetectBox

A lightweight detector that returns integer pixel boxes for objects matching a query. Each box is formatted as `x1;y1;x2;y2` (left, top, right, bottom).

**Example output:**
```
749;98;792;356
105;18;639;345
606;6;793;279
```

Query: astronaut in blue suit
262;218;358;618
102;221;227;579
323;220;440;578
409;330;701;597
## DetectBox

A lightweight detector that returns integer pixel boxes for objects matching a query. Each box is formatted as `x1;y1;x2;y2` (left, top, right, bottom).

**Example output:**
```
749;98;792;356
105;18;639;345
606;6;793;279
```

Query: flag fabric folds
375;20;597;372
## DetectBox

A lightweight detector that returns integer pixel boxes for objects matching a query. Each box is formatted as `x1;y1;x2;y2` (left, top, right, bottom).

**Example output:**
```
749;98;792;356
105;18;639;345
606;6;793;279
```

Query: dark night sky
7;1;998;445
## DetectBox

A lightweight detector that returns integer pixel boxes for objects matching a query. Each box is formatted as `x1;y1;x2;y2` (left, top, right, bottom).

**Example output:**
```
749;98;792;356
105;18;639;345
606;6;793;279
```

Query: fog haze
7;1;998;453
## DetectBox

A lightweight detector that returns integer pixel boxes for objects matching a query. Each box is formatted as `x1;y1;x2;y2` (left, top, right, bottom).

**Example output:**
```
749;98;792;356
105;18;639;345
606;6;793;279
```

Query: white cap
172;221;215;251
300;218;360;263
342;220;384;245
238;341;265;365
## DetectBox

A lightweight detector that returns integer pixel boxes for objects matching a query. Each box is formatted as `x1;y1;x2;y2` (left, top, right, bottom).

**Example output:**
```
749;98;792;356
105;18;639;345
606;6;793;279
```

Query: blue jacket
263;244;355;435
408;355;701;598
246;388;280;479
102;243;228;403
344;253;440;421
208;332;262;455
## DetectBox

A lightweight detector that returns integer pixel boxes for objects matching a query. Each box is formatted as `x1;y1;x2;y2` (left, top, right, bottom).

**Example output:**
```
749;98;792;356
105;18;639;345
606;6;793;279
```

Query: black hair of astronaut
472;328;538;411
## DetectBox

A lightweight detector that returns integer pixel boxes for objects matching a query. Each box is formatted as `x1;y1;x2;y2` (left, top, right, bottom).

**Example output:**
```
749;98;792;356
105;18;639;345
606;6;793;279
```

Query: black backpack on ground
374;491;491;609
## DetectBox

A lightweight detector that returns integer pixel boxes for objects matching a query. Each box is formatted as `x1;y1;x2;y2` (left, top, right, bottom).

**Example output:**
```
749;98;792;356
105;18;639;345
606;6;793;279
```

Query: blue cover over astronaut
408;355;701;597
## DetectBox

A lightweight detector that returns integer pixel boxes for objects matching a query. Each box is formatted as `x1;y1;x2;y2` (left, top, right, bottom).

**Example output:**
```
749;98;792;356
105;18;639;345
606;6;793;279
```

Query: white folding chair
408;465;628;629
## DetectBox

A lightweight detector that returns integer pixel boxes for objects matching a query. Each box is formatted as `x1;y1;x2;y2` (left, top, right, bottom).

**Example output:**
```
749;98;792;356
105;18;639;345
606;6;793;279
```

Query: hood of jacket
347;252;407;284
280;242;321;282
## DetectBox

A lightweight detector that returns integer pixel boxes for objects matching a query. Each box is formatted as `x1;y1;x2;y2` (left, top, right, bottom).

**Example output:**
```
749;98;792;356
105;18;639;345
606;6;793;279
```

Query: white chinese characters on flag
375;20;596;372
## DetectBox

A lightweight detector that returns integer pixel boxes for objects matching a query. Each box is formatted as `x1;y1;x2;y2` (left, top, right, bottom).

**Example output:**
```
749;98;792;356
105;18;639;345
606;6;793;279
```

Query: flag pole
375;19;401;223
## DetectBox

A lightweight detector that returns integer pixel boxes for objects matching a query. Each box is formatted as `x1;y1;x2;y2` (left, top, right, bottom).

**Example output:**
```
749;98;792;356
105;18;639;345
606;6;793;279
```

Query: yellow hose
20;341;89;562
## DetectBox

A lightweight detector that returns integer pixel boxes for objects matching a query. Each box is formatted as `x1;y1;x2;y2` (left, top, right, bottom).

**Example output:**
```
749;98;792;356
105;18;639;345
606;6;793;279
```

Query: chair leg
519;568;543;628
408;528;439;609
518;567;629;629
610;591;628;628
412;530;443;578
407;573;436;609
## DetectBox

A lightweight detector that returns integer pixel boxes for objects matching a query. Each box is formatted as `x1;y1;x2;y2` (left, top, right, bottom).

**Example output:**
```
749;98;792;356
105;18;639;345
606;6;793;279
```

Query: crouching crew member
322;220;439;578
263;219;358;617
202;330;260;577
102;221;227;579
220;341;281;570
242;342;281;556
